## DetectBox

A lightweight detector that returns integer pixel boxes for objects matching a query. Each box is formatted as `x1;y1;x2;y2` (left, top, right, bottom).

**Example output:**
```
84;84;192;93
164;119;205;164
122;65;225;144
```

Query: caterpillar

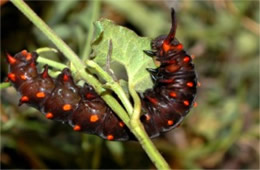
6;8;197;141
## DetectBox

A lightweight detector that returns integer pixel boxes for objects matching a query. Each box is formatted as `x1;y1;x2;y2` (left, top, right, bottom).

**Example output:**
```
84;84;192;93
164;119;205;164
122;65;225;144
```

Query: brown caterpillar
6;8;197;141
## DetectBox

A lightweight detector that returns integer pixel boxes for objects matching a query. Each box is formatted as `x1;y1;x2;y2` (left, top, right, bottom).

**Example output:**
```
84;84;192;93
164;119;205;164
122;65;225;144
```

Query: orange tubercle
30;62;35;68
8;73;16;82
86;93;95;99
36;92;45;98
21;50;28;56
73;125;81;131
186;82;194;87
45;112;54;119
145;114;151;121
63;104;72;111
146;96;158;105
26;53;32;60
63;74;69;81
183;100;189;106
169;92;177;98
176;44;183;50
107;134;114;141
167;120;174;126
7;53;16;64
90;115;99;122
162;42;171;52
20;74;26;80
197;82;201;87
166;64;180;72
20;96;29;102
183;56;190;62
193;102;198;107
42;68;49;78
119;122;124;127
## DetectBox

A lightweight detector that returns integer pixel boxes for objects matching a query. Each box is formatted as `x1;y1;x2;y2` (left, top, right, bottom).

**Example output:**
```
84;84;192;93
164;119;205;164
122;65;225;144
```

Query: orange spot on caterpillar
193;102;198;107
26;53;32;60
8;73;16;82
20;74;26;80
119;122;124;127
45;112;54;119
191;54;195;59
145;114;151;121
198;82;201;87
167;120;174;126
90;115;99;122
73;125;81;131
186;82;194;87
86;93;95;99
162;42;171;52
36;92;45;98
183;100;189;106
42;67;49;78
166;64;179;72
107;134;114;140
63;104;72;111
20;96;29;102
176;44;183;50
30;62;35;68
7;53;16;64
183;56;190;62
146;96;158;105
169;92;177;98
63;74;69;81
21;50;28;56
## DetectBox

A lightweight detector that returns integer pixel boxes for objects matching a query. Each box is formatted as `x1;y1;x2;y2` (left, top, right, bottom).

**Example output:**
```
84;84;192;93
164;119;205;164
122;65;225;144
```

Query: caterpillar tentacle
7;8;197;141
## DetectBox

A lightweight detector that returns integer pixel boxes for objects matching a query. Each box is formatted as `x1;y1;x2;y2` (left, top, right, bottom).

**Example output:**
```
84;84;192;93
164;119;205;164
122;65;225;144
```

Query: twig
81;0;101;61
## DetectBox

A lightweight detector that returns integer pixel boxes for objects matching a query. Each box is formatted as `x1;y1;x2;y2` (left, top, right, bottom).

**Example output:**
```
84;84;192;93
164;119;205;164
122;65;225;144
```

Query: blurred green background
1;0;259;169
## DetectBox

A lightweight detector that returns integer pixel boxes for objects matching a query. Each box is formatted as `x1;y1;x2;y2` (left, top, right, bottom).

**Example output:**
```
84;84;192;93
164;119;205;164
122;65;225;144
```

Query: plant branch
129;85;170;169
81;0;100;61
37;57;67;70
86;60;133;115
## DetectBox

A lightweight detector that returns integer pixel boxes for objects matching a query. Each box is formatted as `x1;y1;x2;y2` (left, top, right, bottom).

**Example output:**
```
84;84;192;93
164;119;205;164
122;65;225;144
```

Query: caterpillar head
7;50;37;65
7;50;38;85
151;8;183;57
151;35;181;52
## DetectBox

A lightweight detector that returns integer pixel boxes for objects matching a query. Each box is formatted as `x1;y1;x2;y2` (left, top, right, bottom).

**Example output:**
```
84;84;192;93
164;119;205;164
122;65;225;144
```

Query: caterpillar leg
143;50;156;57
146;68;158;83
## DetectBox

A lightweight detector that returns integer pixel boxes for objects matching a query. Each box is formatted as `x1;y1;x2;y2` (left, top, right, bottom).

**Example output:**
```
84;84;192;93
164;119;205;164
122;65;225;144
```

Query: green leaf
92;19;156;93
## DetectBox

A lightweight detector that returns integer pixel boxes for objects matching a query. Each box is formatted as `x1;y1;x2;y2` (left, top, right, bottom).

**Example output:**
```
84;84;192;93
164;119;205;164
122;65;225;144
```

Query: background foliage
1;0;259;169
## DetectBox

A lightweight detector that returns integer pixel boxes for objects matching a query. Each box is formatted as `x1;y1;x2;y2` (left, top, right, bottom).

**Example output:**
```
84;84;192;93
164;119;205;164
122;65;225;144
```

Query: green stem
81;0;100;61
11;0;130;128
36;47;58;54
37;57;67;70
86;60;133;115
129;85;170;170
36;47;67;70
